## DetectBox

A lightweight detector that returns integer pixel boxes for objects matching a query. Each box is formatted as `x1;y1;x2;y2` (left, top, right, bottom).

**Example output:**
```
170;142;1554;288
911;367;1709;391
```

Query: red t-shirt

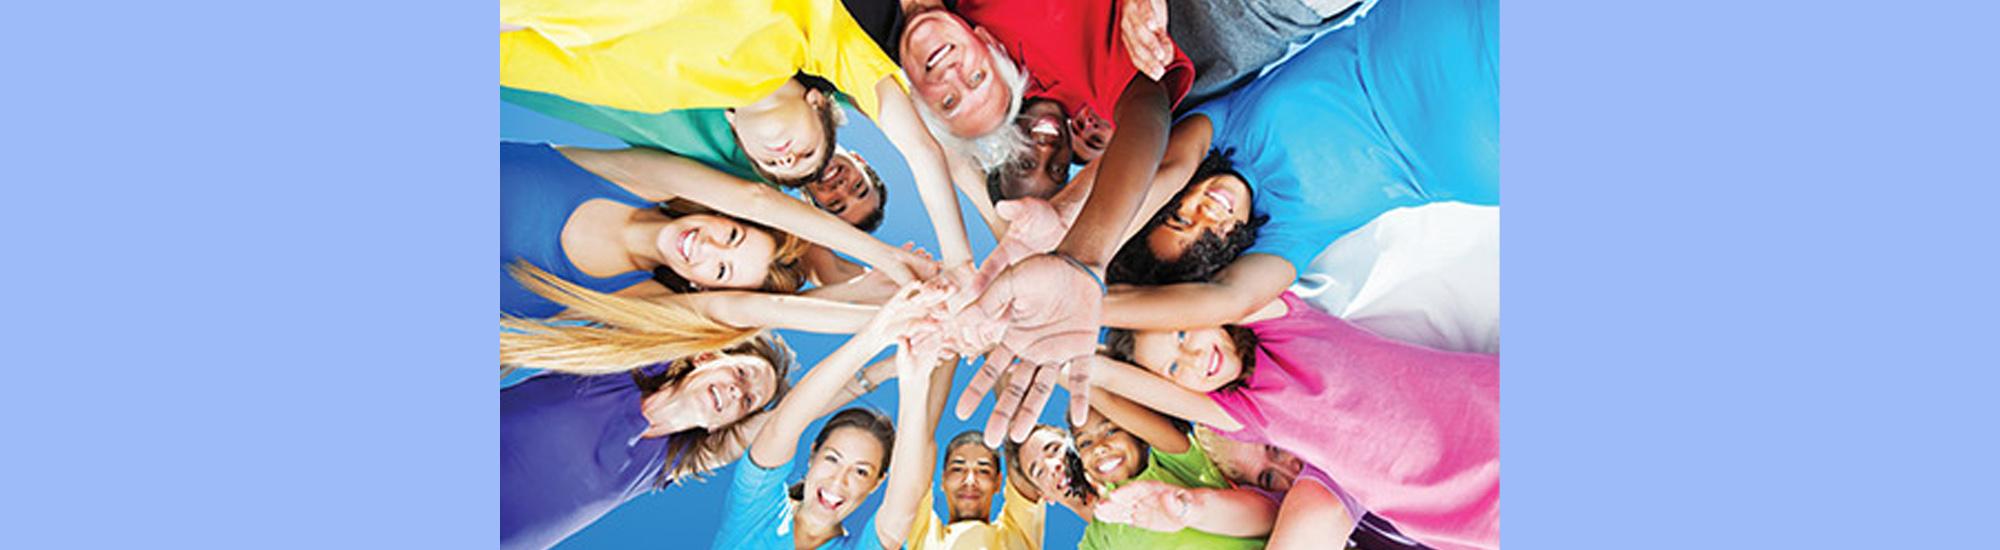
954;0;1195;131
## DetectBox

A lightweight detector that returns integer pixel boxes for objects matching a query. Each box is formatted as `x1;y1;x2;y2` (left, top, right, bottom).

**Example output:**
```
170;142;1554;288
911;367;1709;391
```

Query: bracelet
852;367;878;395
1050;252;1107;295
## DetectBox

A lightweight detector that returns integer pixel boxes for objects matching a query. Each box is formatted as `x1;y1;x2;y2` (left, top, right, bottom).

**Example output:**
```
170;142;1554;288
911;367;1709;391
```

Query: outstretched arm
1096;480;1278;538
874;351;957;549
560;146;932;284
1086;355;1238;431
1101;253;1295;330
667;291;878;334
873;79;976;266
1087;390;1191;454
746;286;935;468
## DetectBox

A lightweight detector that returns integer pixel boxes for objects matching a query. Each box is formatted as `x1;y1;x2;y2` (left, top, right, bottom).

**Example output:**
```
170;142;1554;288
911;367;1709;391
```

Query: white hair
916;41;1033;174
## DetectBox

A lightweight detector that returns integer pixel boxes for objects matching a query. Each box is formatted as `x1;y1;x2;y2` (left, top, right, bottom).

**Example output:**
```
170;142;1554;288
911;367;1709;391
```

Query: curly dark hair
854;160;888;233
1106;150;1268;285
1002;425;1097;502
1101;325;1261;393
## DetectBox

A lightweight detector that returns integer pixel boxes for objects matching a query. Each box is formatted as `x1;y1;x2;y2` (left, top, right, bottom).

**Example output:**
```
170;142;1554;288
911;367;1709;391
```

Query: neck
792;508;842;547
639;386;701;436
621;210;671;270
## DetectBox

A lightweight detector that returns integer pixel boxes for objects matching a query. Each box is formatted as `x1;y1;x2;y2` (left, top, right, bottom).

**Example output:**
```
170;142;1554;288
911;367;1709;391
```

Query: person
711;283;955;550
1195;427;1435;550
1102;0;1498;332
1094;292;1499;550
502;0;981;270
1006;408;1275;549
500;141;934;320
904;431;1046;550
501;333;797;550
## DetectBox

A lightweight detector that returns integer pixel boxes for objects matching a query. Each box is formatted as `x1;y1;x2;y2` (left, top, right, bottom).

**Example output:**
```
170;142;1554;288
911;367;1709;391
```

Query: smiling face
1071;409;1146;486
798;426;889;526
806;152;882;226
999;99;1074;200
1130;327;1244;393
940;442;1001;522
1144;173;1254;263
655;214;777;290
901;10;1012;138
1067;109;1113;165
1014;427;1079;499
672;351;780;429
728;85;834;186
1205;434;1306;493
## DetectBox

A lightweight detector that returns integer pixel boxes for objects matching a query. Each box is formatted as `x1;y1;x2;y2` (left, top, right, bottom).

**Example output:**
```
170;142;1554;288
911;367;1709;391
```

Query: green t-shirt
1077;436;1266;550
502;87;768;185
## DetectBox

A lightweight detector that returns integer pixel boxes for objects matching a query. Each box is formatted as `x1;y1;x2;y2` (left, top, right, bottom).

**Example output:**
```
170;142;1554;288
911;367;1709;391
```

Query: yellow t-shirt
906;480;1045;550
500;0;908;119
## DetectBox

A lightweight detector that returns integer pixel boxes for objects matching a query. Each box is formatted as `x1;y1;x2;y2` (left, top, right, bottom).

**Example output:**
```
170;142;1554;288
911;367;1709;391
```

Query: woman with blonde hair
501;141;935;320
501;324;798;550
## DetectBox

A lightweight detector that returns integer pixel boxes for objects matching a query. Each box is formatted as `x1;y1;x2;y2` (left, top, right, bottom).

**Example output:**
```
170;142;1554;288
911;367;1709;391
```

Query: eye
1258;471;1273;488
971;70;987;86
942;94;959;111
716;263;729;282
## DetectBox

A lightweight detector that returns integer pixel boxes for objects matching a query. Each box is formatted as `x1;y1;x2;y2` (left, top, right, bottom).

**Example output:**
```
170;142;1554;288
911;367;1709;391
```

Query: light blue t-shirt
1186;0;1498;272
712;458;885;550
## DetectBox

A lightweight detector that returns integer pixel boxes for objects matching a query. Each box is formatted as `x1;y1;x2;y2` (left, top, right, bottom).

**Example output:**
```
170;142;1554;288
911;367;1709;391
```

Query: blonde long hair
501;262;760;375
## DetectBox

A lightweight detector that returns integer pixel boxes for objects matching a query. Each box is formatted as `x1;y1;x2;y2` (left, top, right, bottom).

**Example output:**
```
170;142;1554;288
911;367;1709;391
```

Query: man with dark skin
906;430;1047;550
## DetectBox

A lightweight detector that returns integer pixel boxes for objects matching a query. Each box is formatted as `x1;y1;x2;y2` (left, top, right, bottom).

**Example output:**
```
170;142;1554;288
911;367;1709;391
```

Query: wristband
1050;252;1107;295
852;367;878;395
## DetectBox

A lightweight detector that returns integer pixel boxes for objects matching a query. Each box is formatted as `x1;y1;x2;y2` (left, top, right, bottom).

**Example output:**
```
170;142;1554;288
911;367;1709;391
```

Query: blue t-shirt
712;458;886;550
500;141;659;318
1186;0;1498;272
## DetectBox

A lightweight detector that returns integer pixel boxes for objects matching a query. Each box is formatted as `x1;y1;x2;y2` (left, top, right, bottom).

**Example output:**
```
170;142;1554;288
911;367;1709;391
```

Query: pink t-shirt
1210;292;1498;550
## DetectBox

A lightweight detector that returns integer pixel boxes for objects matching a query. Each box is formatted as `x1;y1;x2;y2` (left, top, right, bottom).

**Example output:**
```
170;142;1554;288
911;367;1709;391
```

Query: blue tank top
501;141;658;318
1184;0;1498;273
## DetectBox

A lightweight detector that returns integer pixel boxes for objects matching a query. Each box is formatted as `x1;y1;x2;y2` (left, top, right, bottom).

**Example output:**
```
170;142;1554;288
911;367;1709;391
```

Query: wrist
1048;252;1108;295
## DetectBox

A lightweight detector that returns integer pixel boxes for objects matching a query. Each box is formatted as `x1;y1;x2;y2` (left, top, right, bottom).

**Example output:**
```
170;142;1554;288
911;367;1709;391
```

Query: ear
804;87;827;109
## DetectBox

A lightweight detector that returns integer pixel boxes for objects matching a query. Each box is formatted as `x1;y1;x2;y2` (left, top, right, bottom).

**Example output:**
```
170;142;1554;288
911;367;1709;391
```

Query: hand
865;281;952;340
1094;480;1193;532
874;242;942;285
950;254;1103;444
1118;0;1172;81
946;199;1070;313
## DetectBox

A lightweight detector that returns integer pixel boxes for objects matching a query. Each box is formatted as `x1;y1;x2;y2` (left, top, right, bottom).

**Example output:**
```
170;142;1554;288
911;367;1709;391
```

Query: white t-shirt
1289;202;1499;354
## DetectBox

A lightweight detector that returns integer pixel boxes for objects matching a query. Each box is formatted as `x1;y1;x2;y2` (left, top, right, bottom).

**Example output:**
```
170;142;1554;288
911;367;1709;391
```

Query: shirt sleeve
905;489;941;550
1144;434;1232;490
996;478;1047;550
800;0;910;120
711;459;796;550
846;508;885;550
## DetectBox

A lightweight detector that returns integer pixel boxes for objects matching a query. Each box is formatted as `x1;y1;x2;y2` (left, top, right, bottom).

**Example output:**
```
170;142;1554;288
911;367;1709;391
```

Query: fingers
1065;358;1092;427
956;347;1013;420
1009;361;1062;442
984;355;1038;446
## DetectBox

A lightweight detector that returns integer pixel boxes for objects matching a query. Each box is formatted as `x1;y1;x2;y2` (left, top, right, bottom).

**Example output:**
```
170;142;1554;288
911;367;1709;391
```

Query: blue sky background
502;101;1094;548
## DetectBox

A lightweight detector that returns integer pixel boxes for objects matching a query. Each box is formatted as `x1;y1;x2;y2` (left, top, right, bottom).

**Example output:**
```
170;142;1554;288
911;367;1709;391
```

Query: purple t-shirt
1210;292;1498;550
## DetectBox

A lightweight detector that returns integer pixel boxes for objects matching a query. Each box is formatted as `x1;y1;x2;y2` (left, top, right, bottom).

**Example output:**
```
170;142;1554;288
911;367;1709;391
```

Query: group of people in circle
500;0;1499;548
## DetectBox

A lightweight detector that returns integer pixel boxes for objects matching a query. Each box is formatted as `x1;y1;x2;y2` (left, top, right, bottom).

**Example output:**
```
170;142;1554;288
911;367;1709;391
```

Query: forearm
1183;488;1277;538
692;292;879;333
802;272;900;305
1089;356;1238;430
876;82;975;264
815;358;898;419
1055;79;1170;267
750;329;893;467
875;357;944;548
1102;282;1259;329
1087;391;1190;454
